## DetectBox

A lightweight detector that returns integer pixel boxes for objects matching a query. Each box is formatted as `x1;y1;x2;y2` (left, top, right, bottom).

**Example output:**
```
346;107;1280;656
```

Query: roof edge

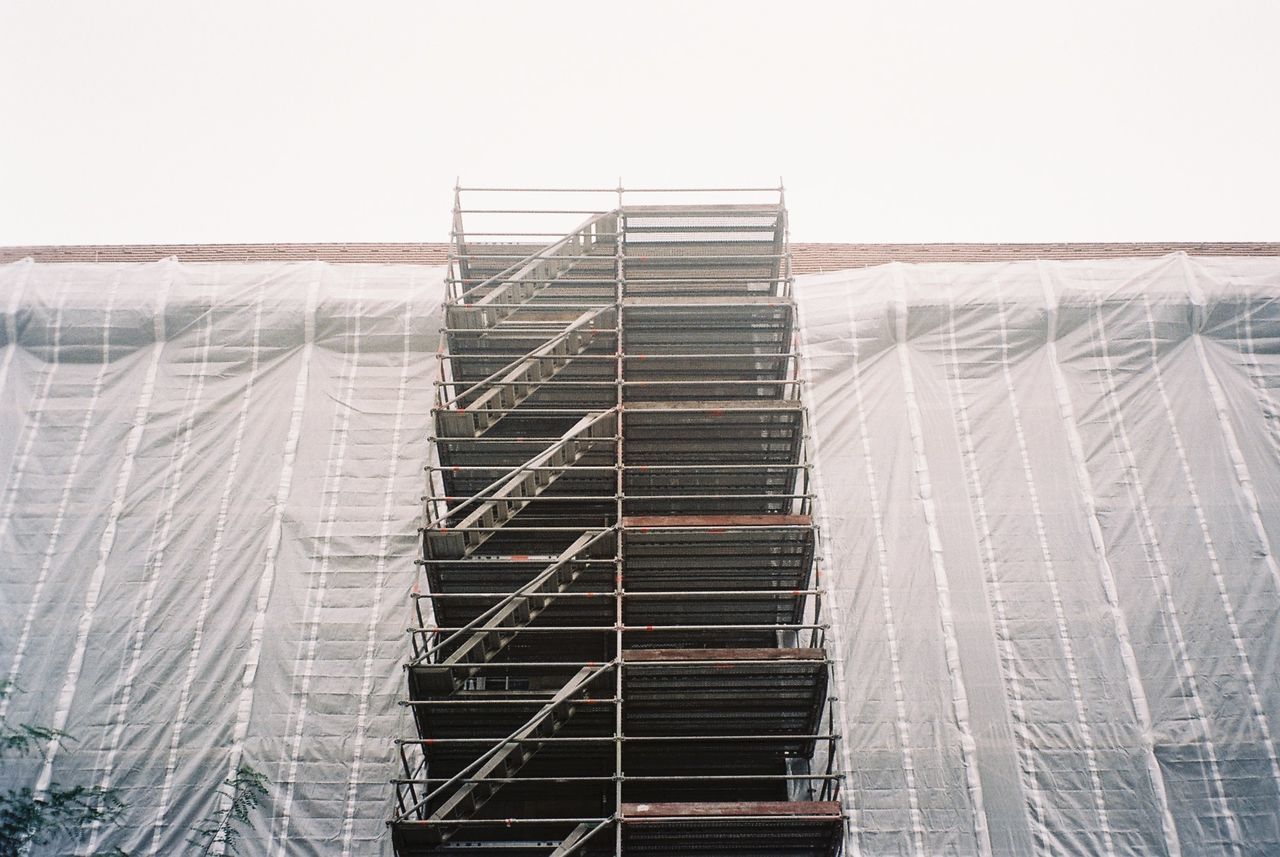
1;242;1276;273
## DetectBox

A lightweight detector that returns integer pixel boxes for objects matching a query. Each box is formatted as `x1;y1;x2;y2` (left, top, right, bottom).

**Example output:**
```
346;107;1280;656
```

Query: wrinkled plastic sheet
2;253;1280;856
0;260;442;856
799;254;1280;857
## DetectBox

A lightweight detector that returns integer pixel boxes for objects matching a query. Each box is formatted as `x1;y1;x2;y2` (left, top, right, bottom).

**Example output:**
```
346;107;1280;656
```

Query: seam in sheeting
840;284;926;856
0;257;33;402
222;263;323;855
890;263;993;857
796;300;862;856
1182;258;1280;598
271;280;365;853
1144;281;1280;800
1236;291;1280;480
87;266;216;854
1035;260;1181;857
34;272;125;795
45;261;170;831
1090;284;1241;855
54;263;175;821
0;285;67;722
993;290;1115;857
340;281;417;856
149;280;271;856
942;294;1045;855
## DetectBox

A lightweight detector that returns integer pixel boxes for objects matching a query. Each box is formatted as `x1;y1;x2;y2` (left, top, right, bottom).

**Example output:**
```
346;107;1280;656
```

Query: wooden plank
621;203;783;215
622;514;811;529
622;399;800;411
622;295;788;306
621;800;841;819
623;647;824;663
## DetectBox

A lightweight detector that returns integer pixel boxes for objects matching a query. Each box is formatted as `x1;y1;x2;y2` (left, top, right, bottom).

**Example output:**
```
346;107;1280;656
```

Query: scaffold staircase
390;186;847;857
435;306;613;439
423;411;615;560
418;663;611;844
416;529;612;694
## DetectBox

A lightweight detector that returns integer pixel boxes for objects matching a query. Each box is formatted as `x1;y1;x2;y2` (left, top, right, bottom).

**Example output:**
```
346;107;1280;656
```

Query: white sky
2;1;1278;244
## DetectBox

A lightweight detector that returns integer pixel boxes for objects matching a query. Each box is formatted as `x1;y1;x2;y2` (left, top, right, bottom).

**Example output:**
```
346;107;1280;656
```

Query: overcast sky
2;1;1278;244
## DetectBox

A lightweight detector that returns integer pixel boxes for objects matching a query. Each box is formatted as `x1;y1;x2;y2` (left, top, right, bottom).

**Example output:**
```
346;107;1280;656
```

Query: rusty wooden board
622;398;800;410
621;800;841;819
622;514;811;528
623;647;824;663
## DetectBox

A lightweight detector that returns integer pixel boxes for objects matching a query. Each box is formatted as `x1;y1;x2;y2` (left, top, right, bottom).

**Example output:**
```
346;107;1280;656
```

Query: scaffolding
390;186;848;855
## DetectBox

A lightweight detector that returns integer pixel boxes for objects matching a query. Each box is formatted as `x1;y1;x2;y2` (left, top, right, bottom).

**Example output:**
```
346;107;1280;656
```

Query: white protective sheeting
0;259;442;856
799;254;1280;857
2;253;1279;856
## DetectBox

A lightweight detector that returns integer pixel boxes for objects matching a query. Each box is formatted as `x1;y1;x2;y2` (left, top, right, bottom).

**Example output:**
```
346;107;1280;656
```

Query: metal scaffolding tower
390;186;847;856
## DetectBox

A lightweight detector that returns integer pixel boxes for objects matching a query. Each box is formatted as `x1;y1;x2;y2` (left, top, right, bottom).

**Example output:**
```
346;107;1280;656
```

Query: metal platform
390;186;846;856
622;802;844;856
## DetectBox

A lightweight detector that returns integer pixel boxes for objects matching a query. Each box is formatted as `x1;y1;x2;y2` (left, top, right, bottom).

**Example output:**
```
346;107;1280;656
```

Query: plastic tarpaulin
799;254;1280;857
2;253;1279;855
0;260;442;856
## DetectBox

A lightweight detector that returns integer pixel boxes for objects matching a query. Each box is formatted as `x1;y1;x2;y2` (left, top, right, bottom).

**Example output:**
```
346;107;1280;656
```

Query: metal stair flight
436;306;613;439
425;410;616;560
447;213;617;332
415;528;613;693
419;662;613;845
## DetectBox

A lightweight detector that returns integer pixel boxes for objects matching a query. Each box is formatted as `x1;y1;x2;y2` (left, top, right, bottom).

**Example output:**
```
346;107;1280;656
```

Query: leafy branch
2;681;268;856
0;783;129;857
185;764;268;857
0;680;129;857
